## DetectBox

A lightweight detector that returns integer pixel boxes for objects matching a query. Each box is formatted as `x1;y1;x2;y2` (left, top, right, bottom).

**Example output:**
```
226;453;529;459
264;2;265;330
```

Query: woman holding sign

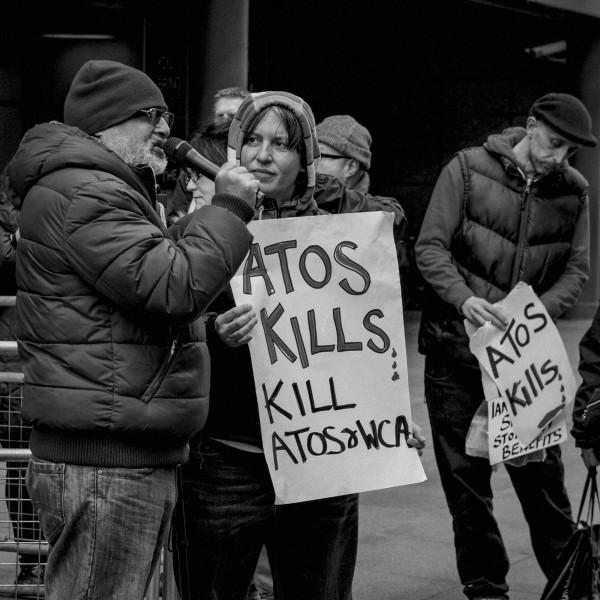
174;91;357;600
171;91;424;600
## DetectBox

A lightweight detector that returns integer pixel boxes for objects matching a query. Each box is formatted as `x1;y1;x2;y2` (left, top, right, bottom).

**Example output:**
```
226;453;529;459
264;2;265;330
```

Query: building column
188;0;249;132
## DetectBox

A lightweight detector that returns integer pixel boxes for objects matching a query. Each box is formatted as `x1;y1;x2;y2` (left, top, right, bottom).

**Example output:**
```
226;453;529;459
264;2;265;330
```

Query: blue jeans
26;458;176;600
424;356;575;600
172;438;358;600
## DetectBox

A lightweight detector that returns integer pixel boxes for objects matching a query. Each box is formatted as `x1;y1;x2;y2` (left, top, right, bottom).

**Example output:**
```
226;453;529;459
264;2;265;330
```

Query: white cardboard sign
468;282;576;448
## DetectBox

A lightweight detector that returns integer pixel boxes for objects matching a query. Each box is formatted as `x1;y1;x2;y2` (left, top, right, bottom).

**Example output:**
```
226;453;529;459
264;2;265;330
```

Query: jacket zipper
510;178;532;290
140;338;181;404
583;397;600;423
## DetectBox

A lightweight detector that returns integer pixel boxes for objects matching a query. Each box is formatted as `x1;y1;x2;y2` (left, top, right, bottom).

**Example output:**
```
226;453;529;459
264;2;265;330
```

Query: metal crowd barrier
0;358;46;599
0;297;180;599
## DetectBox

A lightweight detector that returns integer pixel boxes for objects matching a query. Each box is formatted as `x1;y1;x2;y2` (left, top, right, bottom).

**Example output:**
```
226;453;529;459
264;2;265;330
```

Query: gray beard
100;131;167;175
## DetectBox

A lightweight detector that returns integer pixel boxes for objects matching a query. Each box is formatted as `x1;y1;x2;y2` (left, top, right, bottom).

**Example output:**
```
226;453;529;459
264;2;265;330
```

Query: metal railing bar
0;372;24;384
0;585;45;598
0;541;48;555
0;342;17;356
0;449;31;461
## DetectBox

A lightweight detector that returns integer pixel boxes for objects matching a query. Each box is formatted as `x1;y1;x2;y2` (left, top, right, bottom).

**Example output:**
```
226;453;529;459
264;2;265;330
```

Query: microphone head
163;137;193;164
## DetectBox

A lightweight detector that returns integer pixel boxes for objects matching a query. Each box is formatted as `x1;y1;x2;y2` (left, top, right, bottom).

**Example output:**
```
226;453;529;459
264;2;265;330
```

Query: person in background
316;114;374;193
314;114;409;286
186;121;229;212
213;86;250;124
166;90;247;225
7;59;260;600
167;120;230;221
171;90;426;600
415;92;596;600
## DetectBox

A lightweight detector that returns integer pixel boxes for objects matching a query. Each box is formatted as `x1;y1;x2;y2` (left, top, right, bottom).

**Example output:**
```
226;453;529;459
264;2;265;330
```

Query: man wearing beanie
7;59;260;600
316;114;372;192
416;92;596;600
314;114;409;291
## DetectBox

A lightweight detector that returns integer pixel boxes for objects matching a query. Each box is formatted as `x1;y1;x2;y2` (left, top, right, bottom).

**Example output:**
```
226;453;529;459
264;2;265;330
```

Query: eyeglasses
138;108;175;129
183;168;199;185
320;153;347;160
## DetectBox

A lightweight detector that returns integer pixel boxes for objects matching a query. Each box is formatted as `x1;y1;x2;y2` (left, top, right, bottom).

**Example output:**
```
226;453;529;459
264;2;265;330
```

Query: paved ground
353;311;593;600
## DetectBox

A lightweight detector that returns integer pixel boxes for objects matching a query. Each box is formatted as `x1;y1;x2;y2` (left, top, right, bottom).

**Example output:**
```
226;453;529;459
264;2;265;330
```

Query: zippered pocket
583;396;600;425
140;338;181;404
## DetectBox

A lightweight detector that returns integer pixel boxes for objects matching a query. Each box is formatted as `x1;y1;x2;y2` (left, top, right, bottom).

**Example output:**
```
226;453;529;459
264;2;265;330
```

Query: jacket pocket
27;459;65;547
140;338;181;404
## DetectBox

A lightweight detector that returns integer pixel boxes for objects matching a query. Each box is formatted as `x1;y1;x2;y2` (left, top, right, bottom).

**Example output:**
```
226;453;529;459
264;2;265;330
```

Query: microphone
163;137;220;181
163;137;264;205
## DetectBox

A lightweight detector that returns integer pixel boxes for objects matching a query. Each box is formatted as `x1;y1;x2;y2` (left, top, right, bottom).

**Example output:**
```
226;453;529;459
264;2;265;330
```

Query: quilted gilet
419;138;586;364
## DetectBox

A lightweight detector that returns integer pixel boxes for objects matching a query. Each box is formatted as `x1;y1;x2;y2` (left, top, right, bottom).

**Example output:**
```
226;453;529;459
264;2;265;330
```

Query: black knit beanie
530;93;597;147
64;60;167;135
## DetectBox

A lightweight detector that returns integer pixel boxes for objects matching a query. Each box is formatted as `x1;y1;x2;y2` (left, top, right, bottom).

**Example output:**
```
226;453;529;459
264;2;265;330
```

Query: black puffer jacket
7;122;253;467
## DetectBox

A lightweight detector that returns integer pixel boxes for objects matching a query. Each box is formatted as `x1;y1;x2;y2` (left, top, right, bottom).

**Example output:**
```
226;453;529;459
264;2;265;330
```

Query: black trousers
424;356;575;600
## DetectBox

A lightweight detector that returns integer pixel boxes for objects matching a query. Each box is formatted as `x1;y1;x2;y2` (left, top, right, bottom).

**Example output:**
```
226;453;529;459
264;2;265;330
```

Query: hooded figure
172;91;360;600
227;90;322;218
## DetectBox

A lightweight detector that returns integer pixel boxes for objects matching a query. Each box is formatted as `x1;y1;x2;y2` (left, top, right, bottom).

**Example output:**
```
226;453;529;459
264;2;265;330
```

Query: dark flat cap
530;93;597;147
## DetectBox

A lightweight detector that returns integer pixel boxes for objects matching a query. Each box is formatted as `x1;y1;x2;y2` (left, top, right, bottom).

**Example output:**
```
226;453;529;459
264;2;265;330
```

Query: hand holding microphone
214;162;262;207
163;138;263;208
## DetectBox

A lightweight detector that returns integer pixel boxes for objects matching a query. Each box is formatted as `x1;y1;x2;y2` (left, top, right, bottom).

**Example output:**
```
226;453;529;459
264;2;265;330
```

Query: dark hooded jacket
7;121;253;467
314;172;406;240
416;127;589;364
572;306;600;453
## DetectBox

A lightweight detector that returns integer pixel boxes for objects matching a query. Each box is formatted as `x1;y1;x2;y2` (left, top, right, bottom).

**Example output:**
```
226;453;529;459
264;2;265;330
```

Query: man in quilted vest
415;93;596;600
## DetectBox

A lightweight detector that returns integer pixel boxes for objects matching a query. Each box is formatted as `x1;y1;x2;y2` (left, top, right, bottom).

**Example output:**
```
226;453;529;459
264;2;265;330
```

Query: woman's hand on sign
581;447;599;469
408;421;426;456
460;296;509;330
215;304;257;347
